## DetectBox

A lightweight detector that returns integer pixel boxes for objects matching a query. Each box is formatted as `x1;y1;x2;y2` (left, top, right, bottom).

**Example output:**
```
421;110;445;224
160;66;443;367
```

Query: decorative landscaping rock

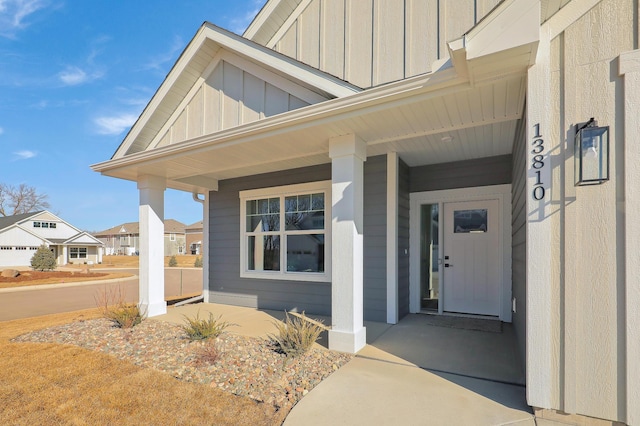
1;269;20;278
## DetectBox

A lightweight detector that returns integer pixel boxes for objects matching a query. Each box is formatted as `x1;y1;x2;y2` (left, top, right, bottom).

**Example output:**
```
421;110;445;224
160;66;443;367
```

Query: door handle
444;263;453;268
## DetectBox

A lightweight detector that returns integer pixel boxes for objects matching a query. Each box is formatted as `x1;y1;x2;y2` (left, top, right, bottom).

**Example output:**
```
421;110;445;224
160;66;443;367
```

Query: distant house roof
94;219;186;237
0;211;43;231
0;210;104;248
185;220;203;231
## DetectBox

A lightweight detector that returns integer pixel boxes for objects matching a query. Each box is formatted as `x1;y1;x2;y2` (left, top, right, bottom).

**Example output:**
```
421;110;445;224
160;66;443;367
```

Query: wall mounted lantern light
575;118;609;186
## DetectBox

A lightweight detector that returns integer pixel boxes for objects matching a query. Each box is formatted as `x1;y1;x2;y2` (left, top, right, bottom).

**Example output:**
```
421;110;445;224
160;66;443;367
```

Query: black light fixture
575;118;609;186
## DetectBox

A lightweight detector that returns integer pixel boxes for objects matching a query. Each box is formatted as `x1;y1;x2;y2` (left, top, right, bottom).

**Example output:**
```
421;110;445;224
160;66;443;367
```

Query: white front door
442;199;501;316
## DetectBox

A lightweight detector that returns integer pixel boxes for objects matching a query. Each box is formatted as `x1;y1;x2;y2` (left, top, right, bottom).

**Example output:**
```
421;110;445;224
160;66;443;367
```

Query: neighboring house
92;1;640;424
94;219;187;256
0;210;104;267
185;221;203;255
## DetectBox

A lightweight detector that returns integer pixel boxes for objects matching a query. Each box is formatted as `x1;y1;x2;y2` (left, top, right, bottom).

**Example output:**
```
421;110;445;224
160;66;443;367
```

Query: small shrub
193;341;219;367
269;312;325;357
194;256;203;268
182;311;234;341
168;255;178;267
95;285;145;329
30;245;57;271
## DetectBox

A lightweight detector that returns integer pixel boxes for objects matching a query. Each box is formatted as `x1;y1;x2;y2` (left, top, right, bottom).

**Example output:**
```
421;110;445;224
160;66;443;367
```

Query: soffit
540;0;573;24
93;69;526;193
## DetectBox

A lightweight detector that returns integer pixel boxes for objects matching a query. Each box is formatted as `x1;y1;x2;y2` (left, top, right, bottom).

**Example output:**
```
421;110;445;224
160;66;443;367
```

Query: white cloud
93;113;138;135
58;66;103;86
58;66;87;85
228;0;265;34
0;0;49;38
141;36;184;72
13;149;36;160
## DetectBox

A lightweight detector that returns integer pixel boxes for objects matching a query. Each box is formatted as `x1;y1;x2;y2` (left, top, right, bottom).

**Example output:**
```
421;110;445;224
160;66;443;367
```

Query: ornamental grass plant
182;311;234;341
95;285;145;329
269;312;325;357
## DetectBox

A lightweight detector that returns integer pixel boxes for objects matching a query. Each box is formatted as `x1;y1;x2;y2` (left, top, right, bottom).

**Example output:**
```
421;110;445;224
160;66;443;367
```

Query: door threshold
418;311;501;321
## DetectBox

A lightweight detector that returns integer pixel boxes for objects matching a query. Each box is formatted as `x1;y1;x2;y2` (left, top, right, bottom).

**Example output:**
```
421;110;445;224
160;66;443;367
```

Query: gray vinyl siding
208;158;389;321
208;164;332;315
397;159;410;319
510;119;527;368
363;155;388;322
409;155;512;193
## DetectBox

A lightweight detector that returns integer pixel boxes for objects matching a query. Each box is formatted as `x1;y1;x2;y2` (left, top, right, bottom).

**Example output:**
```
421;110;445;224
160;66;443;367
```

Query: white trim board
409;184;512;322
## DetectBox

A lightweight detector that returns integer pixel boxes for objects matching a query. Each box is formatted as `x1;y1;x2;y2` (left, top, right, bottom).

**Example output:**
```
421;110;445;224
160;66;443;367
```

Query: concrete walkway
154;303;533;426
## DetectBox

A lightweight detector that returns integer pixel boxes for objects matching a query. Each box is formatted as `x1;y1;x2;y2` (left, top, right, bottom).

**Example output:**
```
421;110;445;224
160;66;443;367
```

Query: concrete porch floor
153;303;533;425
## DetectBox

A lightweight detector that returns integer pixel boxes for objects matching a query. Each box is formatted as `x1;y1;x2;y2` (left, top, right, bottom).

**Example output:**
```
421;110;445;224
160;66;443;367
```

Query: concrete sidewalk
154;303;533;426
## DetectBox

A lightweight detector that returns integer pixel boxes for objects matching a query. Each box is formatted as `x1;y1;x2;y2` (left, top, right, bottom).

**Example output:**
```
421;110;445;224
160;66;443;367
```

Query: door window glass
453;209;487;233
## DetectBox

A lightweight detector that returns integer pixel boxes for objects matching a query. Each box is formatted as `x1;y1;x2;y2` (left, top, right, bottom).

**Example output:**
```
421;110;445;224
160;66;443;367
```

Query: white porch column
328;134;367;353
61;246;68;265
138;175;166;317
619;49;640;426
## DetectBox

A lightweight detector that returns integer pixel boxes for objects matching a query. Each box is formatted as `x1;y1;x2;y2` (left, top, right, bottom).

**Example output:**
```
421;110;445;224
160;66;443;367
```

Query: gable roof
94;219;187;236
112;22;361;160
63;231;104;246
185;220;203;231
0;211;43;231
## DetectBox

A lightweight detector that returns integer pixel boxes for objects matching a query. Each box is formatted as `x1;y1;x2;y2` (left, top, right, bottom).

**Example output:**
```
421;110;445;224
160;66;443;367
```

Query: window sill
240;270;330;283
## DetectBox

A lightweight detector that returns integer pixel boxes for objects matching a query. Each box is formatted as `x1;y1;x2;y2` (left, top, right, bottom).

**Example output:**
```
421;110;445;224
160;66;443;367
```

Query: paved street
0;268;203;321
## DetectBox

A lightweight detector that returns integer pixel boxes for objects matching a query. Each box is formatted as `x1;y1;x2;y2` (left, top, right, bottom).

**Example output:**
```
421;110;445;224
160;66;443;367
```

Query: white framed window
169;233;176;241
70;247;87;259
33;221;41;228
239;181;331;282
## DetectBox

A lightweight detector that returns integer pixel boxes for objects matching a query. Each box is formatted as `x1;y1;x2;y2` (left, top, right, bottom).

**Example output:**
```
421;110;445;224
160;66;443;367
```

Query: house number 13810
532;124;545;201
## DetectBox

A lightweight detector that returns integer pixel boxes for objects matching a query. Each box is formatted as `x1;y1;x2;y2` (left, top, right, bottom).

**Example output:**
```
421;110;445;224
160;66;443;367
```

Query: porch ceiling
93;69;526;193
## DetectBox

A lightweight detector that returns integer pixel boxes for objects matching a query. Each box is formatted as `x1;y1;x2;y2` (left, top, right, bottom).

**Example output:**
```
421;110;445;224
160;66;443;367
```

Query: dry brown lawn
0;271;133;289
0;309;286;425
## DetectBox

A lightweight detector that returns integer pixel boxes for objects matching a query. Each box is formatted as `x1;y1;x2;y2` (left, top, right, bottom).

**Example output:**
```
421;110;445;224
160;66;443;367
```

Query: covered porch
91;0;538;355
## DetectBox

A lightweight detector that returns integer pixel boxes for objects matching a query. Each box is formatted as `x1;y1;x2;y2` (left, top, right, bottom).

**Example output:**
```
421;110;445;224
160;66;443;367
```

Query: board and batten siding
208;158;389;321
510;115;527;369
155;60;311;149
397;159;411;318
409;155;512;193
268;0;500;88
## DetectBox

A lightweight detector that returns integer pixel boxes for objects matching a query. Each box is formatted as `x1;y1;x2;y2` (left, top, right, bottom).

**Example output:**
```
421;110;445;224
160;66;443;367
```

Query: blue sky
0;0;266;231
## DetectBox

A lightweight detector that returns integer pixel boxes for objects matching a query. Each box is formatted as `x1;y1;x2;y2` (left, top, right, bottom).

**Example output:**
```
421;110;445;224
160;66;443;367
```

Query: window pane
247;198;280;232
287;234;324;273
247;236;280;271
311;193;324;210
454;209;488;233
285;193;325;231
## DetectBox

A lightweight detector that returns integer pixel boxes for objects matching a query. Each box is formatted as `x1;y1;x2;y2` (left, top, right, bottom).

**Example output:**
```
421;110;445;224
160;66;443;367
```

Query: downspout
192;191;208;303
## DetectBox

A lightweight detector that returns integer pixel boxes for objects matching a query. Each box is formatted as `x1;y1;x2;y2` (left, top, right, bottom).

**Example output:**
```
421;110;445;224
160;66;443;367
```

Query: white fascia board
201;24;360;97
92;67;462;174
63;232;105;246
112;22;360;160
544;0;601;40
243;0;283;40
265;0;313;49
464;0;540;61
